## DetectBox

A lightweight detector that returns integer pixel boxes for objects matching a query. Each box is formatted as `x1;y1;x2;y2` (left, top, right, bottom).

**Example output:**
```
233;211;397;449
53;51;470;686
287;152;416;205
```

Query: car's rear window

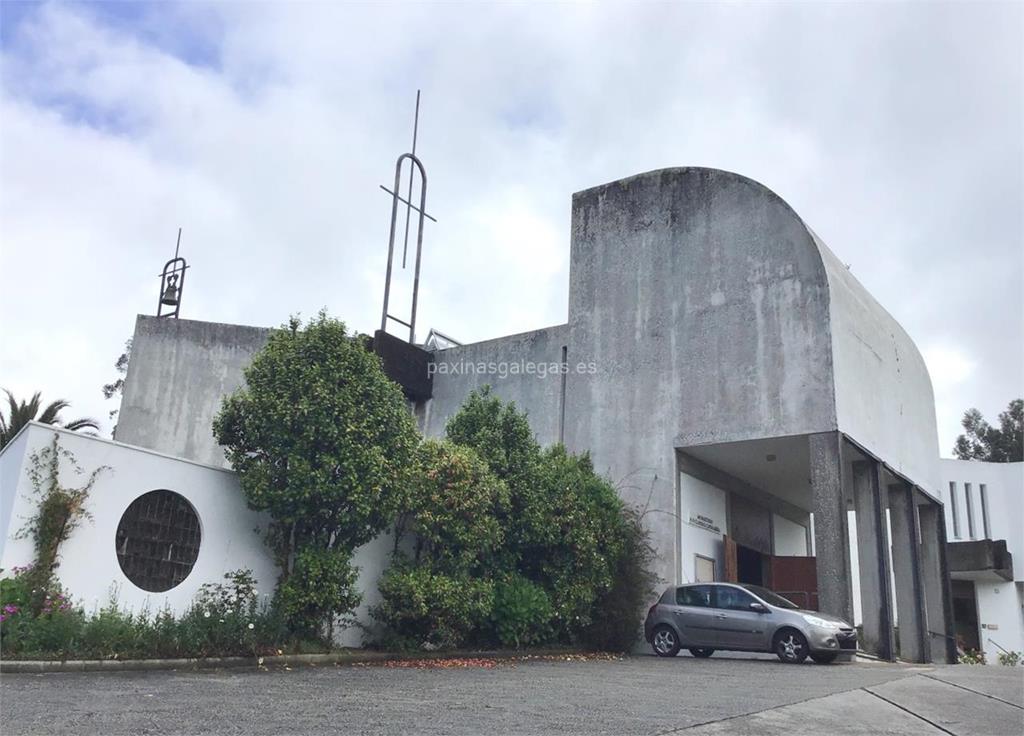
676;585;713;608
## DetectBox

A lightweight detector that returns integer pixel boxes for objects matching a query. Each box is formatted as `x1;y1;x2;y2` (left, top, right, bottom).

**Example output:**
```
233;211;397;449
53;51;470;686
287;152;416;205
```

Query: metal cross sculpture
157;228;189;319
379;90;436;344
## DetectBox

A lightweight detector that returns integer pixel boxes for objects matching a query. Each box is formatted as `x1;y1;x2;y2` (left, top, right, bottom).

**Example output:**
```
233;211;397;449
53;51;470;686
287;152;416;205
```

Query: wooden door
723;535;738;582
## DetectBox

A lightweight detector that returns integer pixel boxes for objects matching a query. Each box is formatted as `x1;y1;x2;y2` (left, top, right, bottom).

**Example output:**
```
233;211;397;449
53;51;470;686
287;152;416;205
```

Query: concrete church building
3;167;1019;661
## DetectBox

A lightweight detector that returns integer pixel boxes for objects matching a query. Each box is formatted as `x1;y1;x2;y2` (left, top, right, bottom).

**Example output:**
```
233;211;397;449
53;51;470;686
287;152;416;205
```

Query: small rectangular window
949;482;961;539
695;555;716;583
965;483;975;539
980;484;991;540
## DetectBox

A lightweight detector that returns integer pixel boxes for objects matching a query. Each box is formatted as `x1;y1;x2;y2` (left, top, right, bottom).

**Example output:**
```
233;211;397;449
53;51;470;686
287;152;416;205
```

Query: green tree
0;391;99;450
953;399;1023;462
531;446;627;638
443;387;548;574
213;312;419;634
101;338;132;426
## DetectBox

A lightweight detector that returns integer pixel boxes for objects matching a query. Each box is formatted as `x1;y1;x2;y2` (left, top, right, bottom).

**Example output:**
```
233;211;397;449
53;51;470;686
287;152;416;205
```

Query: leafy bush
443;387;545;572
997;650;1021;667
958;649;986;665
0;569;304;661
532;445;625;640
274;548;360;641
400;440;510;576
3;605;84;659
172;569;283;658
373;566;494;649
77;603;149;659
492;576;552;649
583;505;658;651
373;388;658;652
441;390;624;640
0;565;33;618
1;566;82;659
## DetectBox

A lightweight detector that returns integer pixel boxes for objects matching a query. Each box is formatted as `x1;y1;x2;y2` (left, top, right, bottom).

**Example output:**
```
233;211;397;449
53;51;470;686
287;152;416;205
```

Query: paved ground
2;653;1022;735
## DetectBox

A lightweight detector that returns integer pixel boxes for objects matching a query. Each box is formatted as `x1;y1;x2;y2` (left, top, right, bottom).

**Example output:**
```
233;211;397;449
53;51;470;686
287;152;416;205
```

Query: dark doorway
736;544;764;585
951;580;980;653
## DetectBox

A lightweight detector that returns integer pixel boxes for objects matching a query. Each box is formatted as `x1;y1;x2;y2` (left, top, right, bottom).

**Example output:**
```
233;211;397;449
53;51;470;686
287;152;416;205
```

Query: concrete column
888;482;928;663
918;501;956;663
810;432;853;622
852;460;896;660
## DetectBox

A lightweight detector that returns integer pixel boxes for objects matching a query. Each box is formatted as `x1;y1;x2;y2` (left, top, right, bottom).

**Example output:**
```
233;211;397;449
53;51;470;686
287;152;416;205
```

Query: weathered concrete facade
117;317;270;467
421;324;568;445
106;166;954;660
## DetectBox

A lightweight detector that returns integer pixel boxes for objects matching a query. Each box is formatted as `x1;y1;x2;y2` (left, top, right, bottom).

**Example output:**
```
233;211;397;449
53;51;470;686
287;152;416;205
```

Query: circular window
115;490;201;592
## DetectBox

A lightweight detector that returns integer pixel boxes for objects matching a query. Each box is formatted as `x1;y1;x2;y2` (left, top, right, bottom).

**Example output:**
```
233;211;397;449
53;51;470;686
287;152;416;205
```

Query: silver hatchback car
644;582;857;664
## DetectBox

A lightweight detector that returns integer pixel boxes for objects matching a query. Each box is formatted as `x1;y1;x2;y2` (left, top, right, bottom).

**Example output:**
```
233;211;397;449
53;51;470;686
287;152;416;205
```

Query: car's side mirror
749;602;768;613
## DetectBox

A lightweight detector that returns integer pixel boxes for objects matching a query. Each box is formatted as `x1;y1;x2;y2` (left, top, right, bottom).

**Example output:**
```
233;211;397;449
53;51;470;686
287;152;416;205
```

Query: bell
160;280;179;306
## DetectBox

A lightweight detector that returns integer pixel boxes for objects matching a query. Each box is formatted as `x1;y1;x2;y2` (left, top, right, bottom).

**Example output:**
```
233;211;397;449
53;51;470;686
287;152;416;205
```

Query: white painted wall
0;423;400;647
939;459;1024;660
1;424;278;616
940;460;1023;552
848;510;862;626
771;513;808;556
678;472;727;584
0;427;29;559
975;580;1024;662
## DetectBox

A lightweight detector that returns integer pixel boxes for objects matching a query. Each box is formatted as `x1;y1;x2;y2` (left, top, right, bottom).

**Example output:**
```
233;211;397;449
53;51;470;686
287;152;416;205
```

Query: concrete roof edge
134;314;272;336
430;323;570;354
571;166;782;201
9;422;237;476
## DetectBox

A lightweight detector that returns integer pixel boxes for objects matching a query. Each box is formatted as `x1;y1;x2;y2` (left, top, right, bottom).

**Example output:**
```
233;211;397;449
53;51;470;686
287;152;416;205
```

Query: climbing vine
17;434;108;614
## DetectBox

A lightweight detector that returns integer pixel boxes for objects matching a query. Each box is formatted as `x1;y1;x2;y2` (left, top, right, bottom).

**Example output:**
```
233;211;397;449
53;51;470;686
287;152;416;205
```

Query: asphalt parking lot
2;653;1022;735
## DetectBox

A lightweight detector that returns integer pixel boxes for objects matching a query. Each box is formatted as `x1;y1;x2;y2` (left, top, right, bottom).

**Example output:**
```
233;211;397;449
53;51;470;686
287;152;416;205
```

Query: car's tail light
647;603;658;618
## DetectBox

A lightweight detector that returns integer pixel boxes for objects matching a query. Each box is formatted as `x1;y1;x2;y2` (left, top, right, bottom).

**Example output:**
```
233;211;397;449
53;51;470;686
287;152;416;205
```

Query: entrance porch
675;431;956;663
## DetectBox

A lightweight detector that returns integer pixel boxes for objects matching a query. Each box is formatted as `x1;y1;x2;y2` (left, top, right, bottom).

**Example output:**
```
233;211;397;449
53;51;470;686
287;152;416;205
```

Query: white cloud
0;1;1020;448
923;344;979;455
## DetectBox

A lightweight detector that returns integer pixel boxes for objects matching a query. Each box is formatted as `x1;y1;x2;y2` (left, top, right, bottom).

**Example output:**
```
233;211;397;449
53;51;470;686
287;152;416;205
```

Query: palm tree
0;390;100;450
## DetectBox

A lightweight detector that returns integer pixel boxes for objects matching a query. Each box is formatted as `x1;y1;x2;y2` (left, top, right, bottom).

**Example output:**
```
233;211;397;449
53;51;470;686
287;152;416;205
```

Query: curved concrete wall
564;167;839;581
813;232;941;496
562;167;941;579
567;168;837;450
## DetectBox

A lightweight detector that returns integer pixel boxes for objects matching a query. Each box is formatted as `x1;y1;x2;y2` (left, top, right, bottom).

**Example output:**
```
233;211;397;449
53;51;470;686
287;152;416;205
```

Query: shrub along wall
0;568;308;661
2;315;657;658
372;388;658;651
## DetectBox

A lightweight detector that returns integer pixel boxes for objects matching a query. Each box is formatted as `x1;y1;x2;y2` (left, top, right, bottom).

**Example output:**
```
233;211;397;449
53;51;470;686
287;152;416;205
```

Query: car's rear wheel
774;629;809;664
689;648;715;658
810;653;838;664
652;625;681;657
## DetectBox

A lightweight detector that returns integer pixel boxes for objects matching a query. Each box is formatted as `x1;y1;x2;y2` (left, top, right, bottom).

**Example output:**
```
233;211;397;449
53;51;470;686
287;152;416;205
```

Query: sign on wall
680;472;727;537
688;513;721;534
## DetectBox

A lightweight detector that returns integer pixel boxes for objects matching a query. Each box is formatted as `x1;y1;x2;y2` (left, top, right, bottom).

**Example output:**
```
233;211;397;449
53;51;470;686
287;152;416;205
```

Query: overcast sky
0;1;1021;456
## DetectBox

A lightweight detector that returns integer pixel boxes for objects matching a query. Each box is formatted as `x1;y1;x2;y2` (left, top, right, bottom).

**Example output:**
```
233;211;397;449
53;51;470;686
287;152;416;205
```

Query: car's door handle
715;614;727;619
